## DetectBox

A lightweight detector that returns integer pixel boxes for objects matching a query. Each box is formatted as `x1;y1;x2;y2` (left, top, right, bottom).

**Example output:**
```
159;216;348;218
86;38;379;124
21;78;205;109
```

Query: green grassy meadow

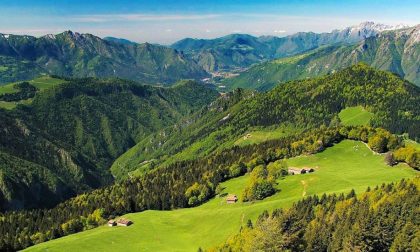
234;125;300;146
0;76;66;109
338;106;374;126
24;140;417;252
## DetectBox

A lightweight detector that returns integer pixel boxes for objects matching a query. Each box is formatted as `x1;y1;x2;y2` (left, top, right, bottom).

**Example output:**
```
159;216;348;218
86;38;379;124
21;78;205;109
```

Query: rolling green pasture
25;140;417;252
338;106;374;126
0;76;66;109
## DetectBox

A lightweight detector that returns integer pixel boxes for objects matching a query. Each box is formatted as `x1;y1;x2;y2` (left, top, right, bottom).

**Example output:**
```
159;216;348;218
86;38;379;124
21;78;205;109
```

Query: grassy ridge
234;125;301;146
0;76;66;109
25;140;417;252
338;106;374;126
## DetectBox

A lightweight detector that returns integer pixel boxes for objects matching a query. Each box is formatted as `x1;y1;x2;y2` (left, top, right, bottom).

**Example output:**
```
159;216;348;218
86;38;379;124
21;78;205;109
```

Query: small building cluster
108;218;133;227
226;194;238;204
243;133;252;140
288;167;315;175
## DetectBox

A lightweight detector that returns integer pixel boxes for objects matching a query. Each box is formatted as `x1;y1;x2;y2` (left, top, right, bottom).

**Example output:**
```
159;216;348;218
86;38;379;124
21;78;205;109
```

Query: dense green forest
223;25;420;90
212;176;420;251
113;64;420;178
0;125;418;251
0;78;219;210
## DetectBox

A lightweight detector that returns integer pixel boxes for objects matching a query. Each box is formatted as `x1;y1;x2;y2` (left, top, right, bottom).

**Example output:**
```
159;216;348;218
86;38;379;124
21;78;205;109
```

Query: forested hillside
224;25;420;90
213;177;420;251
0;31;208;85
113;64;420;177
0;78;219;210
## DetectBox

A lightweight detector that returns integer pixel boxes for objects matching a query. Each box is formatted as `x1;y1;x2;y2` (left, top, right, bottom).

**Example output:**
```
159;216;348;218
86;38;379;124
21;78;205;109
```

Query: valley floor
24;140;417;252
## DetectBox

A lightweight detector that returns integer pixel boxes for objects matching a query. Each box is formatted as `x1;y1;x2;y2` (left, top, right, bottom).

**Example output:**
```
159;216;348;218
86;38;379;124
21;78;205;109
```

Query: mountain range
171;21;410;72
0;31;208;85
224;25;420;90
0;21;417;88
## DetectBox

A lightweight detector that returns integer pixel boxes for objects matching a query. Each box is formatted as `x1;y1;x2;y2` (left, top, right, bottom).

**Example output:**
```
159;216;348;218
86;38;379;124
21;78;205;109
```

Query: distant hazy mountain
171;21;410;72
0;31;208;85
224;25;420;90
103;36;137;45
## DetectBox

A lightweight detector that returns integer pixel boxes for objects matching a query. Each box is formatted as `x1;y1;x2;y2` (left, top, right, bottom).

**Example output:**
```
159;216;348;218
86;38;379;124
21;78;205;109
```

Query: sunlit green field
25;140;417;252
234;125;300;146
0;75;66;109
338;106;374;126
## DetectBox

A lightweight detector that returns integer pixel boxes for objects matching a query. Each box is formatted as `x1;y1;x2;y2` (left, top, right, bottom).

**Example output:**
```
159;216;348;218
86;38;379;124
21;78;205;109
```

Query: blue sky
0;0;418;44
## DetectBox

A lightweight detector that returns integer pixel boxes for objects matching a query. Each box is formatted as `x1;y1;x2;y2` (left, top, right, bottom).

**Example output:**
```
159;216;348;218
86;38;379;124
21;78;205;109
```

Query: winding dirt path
301;180;307;197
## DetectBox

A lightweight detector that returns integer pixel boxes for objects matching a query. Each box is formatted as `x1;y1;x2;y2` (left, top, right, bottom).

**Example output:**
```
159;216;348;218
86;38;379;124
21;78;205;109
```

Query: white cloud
274;30;286;33
72;14;222;23
0;28;64;35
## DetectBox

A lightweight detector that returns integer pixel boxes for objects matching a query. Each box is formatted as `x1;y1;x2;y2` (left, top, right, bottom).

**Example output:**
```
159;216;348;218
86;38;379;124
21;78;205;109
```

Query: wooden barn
108;220;116;227
288;167;315;175
116;218;133;227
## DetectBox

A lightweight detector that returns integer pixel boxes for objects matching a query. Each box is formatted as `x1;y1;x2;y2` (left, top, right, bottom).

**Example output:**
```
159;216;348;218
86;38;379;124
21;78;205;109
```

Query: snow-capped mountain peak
352;21;409;32
0;33;10;39
337;21;410;43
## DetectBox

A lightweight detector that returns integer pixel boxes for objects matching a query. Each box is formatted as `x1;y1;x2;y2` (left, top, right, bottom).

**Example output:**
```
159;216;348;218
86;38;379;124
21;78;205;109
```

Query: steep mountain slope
171;22;408;72
113;64;420;177
0;78;219;210
224;25;420;90
0;31;209;85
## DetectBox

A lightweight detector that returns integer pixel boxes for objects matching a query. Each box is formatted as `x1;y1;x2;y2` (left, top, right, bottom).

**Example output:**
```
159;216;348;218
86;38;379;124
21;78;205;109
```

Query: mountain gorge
224;25;420;90
0;78;219;210
0;31;208;85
